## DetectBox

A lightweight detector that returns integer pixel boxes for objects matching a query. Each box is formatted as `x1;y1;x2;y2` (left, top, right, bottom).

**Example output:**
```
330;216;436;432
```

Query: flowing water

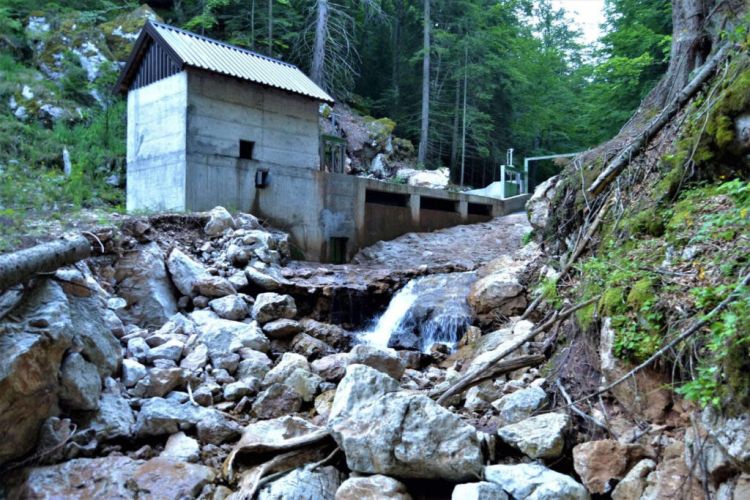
359;272;476;352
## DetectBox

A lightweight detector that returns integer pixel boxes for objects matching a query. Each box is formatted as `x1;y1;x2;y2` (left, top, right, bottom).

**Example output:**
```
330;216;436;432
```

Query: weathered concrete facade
123;22;530;263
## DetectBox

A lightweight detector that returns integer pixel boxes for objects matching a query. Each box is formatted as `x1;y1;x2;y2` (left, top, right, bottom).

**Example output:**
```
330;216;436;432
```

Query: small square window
239;140;255;160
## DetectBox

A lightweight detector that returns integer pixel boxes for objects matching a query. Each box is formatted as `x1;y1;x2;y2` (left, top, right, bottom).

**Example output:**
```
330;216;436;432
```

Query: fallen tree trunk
436;297;599;406
0;235;93;290
587;44;731;197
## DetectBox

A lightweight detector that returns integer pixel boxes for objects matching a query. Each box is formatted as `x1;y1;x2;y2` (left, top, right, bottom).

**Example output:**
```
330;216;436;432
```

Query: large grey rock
252;293;297;324
573;440;651;495
452;482;508;500
193;276;236;298
4;456;142;499
59;352;102;411
258;465;343;500
191;312;270;356
328;364;483;481
161;432;200;462
611;459;656;500
312;353;351;382
491;385;546;425
134;397;240;444
115;242;178;328
485;463;589;500
209;295;248;320
245;267;291;292
290;332;335;360
82;390;135;441
122;358;148;387
263;352;310;386
204;206;235;236
282;368;323;402
166;247;209;296
300;318;353;351
0;277;120;466
691;406;750;475
180;343;209;372
349;344;406;380
336;475;412;500
236;350;272;381
131;367;183;398
129;456;216;499
526;175;559;232
498;413;570;459
252;384;302;419
467;245;540;318
146;338;184;364
262;318;302;339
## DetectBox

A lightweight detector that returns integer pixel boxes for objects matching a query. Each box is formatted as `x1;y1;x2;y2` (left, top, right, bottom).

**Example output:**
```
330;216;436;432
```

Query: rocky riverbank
0;206;746;499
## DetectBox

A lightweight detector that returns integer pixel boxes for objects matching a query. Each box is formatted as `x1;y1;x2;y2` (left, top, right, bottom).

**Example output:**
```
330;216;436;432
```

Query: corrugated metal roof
150;21;334;103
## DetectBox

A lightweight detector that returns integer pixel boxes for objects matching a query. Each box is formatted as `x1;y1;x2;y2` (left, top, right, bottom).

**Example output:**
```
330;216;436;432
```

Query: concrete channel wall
126;68;530;262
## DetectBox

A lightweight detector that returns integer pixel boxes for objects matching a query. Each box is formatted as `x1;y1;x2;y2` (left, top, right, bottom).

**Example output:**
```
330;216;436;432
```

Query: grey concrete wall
126;72;188;211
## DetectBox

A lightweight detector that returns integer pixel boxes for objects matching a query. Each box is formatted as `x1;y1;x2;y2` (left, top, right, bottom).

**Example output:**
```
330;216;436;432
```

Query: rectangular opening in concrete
329;237;348;264
420;196;457;213
468;202;492;216
365;189;409;207
239;140;255;160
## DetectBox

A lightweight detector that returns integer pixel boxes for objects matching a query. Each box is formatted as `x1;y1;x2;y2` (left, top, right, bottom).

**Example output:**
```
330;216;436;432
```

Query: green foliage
521;230;533;246
677;287;750;409
536;276;561;308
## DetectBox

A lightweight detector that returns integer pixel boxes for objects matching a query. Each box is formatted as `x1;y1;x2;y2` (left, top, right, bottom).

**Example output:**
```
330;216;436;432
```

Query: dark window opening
468;203;492;216
365;189;409;207
420;197;457;213
255;169;269;188
239;140;255;160
330;237;348;264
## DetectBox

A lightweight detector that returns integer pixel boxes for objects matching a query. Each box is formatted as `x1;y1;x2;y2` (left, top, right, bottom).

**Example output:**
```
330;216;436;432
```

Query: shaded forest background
0;0;672;211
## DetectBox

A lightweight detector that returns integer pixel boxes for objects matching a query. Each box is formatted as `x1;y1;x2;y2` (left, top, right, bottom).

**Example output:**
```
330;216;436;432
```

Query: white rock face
59;352;102;411
406;167;450;189
209;295;248;320
166;248;209;296
611;459;656;500
526;175;559;232
497;412;570;459
485;463;589;500
258;465;343;500
328;364;484;481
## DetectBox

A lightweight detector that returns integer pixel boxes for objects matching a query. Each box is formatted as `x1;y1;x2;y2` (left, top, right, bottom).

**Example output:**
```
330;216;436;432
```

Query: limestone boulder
209;294;248;320
349;344;406;380
81;390;135;441
115;242;178;328
129;457;216;499
252;293;297;324
336;475;412;500
328;364;483;481
485;463;589;500
161;432;200;463
573;440;652;494
204;206;235;236
452;482;508;500
640;440;703;500
526;175;559;233
122;358;148;387
290;332;335;360
252;384;302;419
4;456;142;499
236;350;272;381
406;167;450;189
130;367;183;398
300;318;354;351
497;412;570;459
59;352;102;411
263;352;310;386
312;353;351;382
134;397;240;444
262;318;302;339
245;266;292;292
611;459;656;500
191;312;270;356
491;385;546;425
258;465;343;500
166;247;209;296
193;276;236;298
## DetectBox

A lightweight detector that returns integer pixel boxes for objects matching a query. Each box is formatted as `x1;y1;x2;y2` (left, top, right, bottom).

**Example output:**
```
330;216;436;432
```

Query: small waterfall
360;272;476;352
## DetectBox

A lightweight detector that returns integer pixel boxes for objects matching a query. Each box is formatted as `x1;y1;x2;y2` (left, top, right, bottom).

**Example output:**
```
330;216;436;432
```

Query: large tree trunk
450;79;460;174
311;0;329;88
0;236;92;290
268;0;273;55
417;0;431;165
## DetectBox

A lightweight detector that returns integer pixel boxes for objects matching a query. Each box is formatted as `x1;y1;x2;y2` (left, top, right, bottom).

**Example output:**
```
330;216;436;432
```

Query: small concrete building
118;22;528;262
